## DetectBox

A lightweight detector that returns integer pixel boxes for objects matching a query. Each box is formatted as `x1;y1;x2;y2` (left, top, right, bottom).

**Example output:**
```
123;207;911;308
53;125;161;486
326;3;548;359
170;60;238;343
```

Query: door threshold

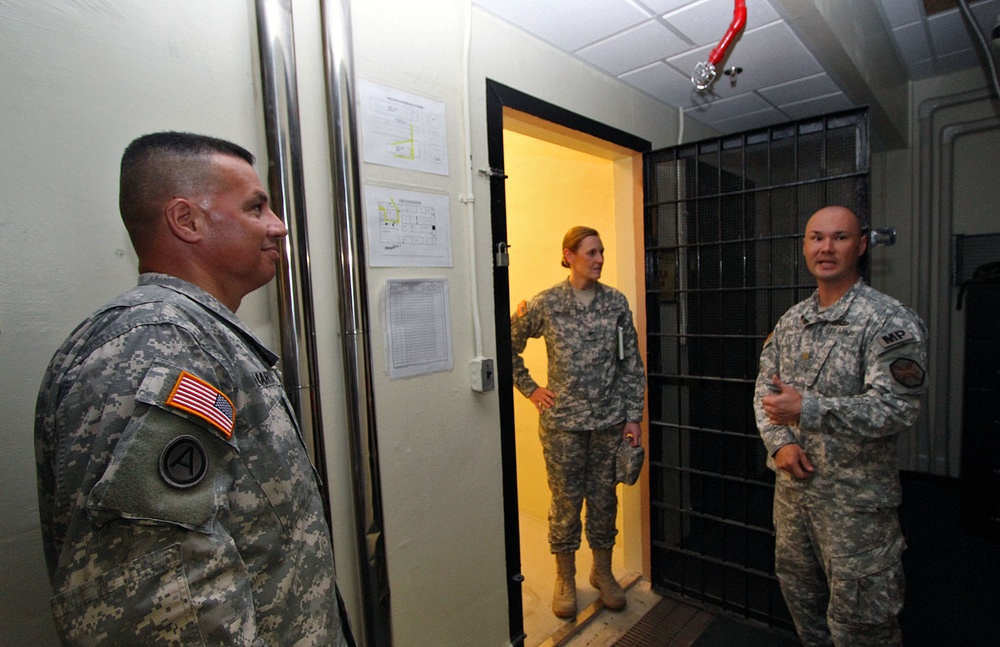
537;571;643;647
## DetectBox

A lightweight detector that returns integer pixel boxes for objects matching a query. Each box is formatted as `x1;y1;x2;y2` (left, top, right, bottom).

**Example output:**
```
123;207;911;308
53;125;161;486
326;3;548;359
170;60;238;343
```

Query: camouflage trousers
773;484;905;647
539;423;622;553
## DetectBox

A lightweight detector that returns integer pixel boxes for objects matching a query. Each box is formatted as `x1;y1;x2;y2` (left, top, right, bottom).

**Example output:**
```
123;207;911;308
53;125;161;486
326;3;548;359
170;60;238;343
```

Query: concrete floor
519;511;683;647
519;512;631;647
556;579;670;647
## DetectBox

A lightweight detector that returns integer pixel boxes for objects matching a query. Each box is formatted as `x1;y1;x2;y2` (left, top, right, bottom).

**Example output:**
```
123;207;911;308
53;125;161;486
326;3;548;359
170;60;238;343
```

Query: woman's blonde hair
561;226;600;268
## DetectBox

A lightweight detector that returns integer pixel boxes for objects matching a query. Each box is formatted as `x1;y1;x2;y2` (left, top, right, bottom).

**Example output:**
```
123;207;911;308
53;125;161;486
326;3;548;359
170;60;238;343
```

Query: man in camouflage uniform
35;132;352;646
755;206;927;646
511;226;645;619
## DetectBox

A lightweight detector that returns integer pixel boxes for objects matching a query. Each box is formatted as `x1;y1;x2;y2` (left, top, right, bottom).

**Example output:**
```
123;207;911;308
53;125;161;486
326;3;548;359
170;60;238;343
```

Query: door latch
478;167;508;179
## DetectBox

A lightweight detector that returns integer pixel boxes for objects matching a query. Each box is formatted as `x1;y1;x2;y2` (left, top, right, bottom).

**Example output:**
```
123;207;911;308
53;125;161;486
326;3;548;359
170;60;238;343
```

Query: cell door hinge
478;167;508;179
869;228;897;247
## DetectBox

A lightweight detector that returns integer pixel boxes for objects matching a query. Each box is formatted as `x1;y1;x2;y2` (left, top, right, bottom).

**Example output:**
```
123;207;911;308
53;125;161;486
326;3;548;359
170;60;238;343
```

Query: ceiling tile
639;0;699;14
620;60;704;103
906;58;936;79
893;21;933;62
696;105;788;132
928;8;977;56
971;0;1000;32
778;92;854;121
935;47;981;75
757;73;840;106
683;90;772;122
577;19;690;74
474;0;652;51
663;0;780;47
667;21;824;96
474;0;991;136
877;0;924;29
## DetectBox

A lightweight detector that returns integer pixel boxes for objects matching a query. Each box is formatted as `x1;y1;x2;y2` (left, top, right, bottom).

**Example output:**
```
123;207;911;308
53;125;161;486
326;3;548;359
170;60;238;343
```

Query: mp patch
159;435;208;488
878;328;916;351
890;358;925;388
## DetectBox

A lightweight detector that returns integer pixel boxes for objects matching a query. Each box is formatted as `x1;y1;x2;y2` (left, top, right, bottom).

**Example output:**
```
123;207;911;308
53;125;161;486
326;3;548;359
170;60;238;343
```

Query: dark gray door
643;108;871;629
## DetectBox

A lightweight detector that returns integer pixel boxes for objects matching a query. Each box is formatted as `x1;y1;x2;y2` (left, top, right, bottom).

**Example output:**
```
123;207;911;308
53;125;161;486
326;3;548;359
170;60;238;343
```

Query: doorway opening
486;81;651;647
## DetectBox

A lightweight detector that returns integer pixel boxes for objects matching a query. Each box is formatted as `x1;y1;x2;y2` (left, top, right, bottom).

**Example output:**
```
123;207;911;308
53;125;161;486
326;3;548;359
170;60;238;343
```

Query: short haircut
561;226;600;268
119;131;255;251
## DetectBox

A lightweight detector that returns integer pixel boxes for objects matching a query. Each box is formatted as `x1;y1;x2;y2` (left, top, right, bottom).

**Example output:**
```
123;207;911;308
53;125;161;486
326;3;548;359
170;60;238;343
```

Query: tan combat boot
552;551;577;619
590;547;626;610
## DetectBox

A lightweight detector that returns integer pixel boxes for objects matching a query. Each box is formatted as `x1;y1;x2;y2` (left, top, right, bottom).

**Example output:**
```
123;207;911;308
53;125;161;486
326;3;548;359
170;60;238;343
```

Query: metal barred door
643;108;870;628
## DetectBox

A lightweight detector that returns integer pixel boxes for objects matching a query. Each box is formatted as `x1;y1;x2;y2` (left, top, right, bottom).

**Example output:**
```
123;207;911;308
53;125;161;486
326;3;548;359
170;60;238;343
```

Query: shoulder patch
515;300;528;318
166;371;235;438
763;331;774;348
890;358;925;388
159;435;208;488
877;328;915;351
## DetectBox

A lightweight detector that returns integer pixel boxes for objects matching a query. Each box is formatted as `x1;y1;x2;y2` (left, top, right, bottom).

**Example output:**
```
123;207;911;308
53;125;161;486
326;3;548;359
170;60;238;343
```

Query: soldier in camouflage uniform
511;226;645;619
35;132;352;646
754;206;927;646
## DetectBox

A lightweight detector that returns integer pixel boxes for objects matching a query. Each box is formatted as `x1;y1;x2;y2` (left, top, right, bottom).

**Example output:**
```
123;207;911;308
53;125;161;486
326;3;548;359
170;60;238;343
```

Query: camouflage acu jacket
35;273;348;646
511;280;645;432
754;279;928;507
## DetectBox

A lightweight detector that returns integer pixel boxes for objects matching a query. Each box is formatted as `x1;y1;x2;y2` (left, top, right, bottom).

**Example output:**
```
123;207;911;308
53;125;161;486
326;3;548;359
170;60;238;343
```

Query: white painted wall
12;1;994;645
0;2;282;643
871;67;999;478
0;0;689;645
348;2;691;645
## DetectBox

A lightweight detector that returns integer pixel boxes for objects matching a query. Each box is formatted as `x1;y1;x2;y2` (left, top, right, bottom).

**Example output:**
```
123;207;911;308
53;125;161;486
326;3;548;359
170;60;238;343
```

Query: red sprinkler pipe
691;0;747;89
708;0;747;66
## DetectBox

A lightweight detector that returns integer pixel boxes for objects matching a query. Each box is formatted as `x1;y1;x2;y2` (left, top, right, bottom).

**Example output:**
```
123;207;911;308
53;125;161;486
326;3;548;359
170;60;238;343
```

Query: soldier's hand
762;375;802;426
529;387;556;413
623;421;642;447
773;443;814;479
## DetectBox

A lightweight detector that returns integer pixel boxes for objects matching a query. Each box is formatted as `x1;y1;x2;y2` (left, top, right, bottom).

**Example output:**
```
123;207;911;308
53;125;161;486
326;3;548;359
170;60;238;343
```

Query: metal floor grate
611;597;713;647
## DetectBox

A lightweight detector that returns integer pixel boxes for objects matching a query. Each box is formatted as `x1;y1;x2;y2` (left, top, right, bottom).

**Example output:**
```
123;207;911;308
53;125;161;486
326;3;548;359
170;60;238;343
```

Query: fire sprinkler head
723;66;743;87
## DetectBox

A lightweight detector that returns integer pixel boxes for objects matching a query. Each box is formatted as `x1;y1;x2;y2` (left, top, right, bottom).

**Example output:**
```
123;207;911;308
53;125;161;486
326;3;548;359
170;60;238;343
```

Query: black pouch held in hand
615;439;644;485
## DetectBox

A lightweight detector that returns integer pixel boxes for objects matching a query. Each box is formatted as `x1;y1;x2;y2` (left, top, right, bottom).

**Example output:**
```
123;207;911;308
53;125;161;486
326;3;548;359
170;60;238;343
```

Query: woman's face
565;235;604;285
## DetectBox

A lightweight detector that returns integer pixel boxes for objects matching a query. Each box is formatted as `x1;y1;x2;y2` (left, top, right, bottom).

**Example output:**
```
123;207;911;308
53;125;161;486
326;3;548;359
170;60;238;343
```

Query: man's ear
164;198;203;243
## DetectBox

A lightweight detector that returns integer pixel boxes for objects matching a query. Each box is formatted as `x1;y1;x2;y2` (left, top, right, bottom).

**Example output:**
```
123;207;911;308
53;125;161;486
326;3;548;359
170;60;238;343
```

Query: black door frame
484;79;650;646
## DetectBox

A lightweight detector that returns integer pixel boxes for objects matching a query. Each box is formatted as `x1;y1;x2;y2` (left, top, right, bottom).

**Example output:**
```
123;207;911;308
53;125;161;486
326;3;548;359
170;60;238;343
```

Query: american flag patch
166;371;235;438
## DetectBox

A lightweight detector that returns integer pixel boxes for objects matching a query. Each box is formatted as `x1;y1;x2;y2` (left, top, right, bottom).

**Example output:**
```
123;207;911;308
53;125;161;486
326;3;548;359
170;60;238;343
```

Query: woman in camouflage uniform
510;226;646;619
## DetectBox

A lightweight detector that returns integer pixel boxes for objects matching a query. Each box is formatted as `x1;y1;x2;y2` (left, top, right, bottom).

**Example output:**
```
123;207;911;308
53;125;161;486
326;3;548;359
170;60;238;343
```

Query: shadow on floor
690;616;799;647
898;471;1000;646
603;470;1000;647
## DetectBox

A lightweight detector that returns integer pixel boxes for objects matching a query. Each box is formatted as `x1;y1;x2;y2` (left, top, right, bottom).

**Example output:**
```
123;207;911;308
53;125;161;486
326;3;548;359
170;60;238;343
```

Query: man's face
197;154;287;303
803;206;867;287
566;235;604;283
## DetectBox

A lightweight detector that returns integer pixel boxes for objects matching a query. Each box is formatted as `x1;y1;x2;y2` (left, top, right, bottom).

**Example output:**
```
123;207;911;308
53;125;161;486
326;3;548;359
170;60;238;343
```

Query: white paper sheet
364;185;452;267
384;278;453;379
358;79;449;176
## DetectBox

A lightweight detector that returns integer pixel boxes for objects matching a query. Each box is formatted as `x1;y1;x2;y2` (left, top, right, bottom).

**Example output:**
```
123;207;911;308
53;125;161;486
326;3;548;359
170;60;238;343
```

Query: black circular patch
890;358;926;388
159;435;208;489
